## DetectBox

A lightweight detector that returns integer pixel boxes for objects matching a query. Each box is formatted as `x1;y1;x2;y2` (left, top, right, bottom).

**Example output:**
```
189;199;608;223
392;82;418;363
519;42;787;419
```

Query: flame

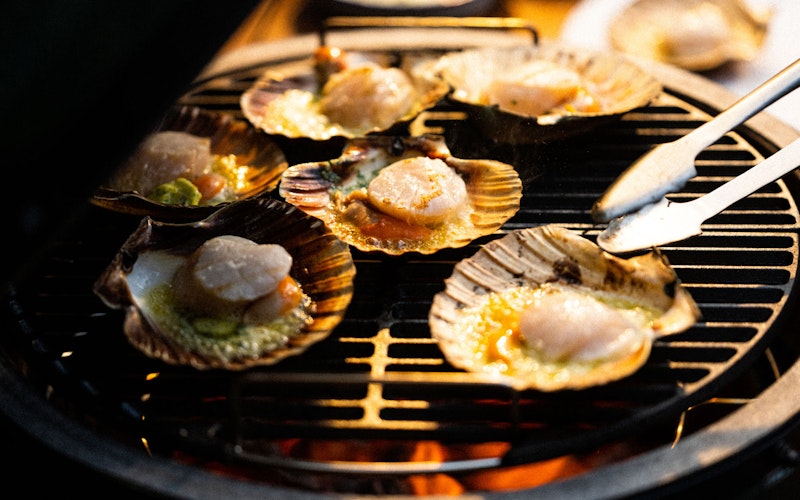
407;441;467;496
172;438;646;495
404;441;593;495
461;456;591;492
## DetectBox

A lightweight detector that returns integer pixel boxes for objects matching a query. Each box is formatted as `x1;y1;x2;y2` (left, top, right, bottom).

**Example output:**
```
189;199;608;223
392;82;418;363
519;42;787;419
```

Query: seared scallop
429;225;701;391
319;63;417;132
93;198;356;370
366;156;469;226
432;42;662;143
278;135;522;255
609;0;770;71
240;48;449;141
92;105;288;220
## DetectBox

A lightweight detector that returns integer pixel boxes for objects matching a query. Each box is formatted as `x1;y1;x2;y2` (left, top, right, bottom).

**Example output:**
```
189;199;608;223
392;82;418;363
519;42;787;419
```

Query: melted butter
328;197;473;253
451;283;661;380
142;283;314;362
468;288;533;366
261;89;344;139
211;153;250;193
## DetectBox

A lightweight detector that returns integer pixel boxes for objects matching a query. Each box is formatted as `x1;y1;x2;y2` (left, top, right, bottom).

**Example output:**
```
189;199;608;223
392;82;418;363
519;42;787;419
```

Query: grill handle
319;16;539;47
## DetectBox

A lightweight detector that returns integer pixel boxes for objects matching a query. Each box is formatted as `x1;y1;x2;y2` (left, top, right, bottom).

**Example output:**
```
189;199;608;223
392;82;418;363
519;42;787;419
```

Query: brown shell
429;225;701;391
93;198;356;370
609;0;770;72
433;42;663;143
278;135;523;255
91;105;288;220
240;49;449;141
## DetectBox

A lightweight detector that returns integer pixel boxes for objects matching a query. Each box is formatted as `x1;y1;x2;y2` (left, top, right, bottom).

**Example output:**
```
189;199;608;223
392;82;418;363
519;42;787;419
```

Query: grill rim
3;30;800;498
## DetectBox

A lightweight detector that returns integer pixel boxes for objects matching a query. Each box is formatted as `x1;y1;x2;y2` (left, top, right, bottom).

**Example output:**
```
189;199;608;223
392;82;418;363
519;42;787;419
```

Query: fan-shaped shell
91;105;288;220
240;48;449;141
278;135;522;255
609;0;770;72
429;225;700;391
93;198;356;370
432;43;662;143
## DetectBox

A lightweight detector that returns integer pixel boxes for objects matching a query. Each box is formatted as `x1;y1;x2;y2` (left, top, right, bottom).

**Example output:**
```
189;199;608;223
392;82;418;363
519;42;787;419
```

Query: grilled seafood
278;135;522;255
481;59;601;117
319;63;416;132
93;198;356;370
429;225;701;391
240;47;449;141
432;43;662;143
171;235;303;323
366;155;469;226
92;105;287;220
609;0;770;72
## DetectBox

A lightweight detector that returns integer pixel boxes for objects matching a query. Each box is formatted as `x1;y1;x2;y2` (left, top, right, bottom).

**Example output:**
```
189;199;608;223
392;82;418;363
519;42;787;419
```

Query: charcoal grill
2;27;800;498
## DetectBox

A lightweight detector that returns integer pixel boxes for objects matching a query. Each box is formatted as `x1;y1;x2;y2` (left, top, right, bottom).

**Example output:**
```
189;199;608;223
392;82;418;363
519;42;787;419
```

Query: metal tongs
593;57;800;254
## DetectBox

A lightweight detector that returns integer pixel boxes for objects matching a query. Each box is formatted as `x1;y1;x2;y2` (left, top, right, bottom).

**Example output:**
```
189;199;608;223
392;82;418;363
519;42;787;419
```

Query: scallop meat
609;0;771;72
432;42;663;143
93;197;356;370
429;225;701;391
278;134;522;255
92;105;288;220
240;47;450;142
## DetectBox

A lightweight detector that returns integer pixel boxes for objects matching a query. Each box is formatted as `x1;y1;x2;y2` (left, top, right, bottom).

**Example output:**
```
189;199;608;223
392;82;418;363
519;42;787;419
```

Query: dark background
1;1;259;285
0;2;258;496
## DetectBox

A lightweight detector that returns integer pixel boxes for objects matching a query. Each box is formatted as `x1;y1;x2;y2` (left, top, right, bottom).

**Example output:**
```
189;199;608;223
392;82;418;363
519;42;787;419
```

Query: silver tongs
593;57;800;254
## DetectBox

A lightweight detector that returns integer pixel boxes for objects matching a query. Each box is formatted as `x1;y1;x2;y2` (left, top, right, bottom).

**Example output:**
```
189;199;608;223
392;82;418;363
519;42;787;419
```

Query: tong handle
695;136;800;217
682;57;800;153
319;16;539;46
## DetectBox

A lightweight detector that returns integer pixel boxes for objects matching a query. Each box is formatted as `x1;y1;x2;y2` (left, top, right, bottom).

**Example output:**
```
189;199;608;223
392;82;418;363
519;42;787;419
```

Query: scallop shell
432;43;663;143
91;105;288;220
278;135;523;255
93;198;356;370
609;0;770;72
429;225;701;391
240;48;450;142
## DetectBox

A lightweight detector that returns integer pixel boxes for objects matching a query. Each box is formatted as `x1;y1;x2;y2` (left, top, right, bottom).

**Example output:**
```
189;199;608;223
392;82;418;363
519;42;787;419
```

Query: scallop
93;197;356;370
240;47;449;141
428;225;701;391
92;105;288;220
432;43;663;143
278;135;522;255
609;0;771;72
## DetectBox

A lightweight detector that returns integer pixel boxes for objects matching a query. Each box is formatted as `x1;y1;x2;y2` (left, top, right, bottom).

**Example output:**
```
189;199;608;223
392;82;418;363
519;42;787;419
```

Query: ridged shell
609;0;770;72
429;225;701;391
240;49;449;141
91;105;288;220
93;198;356;370
278;135;522;255
432;43;663;143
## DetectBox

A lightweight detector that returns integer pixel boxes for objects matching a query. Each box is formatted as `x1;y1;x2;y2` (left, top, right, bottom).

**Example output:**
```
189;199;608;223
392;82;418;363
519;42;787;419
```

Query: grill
3;28;800;497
